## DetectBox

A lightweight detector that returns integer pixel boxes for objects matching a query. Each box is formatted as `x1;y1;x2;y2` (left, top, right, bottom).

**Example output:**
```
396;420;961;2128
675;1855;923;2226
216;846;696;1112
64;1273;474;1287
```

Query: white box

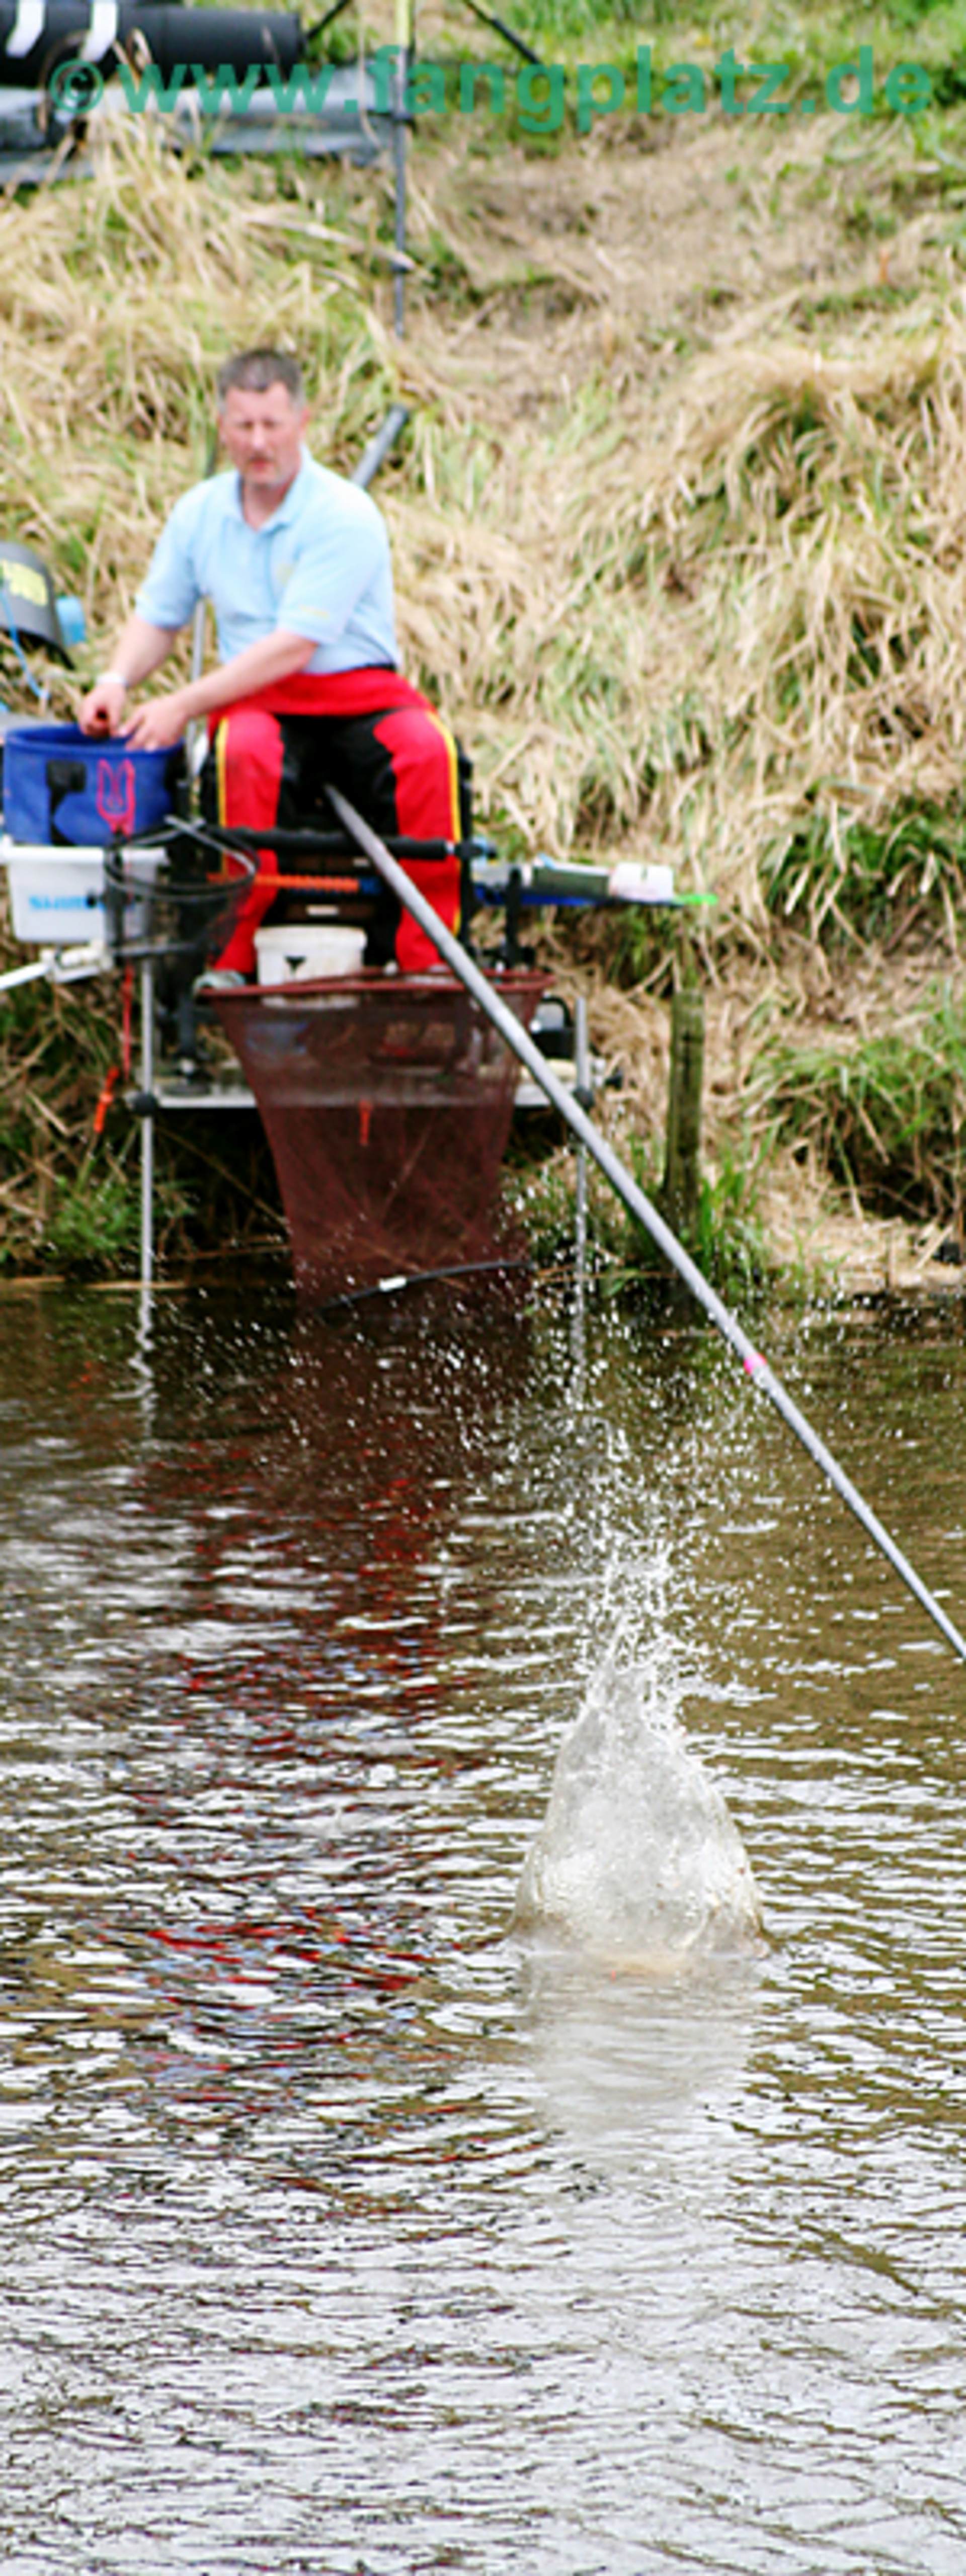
1;841;160;946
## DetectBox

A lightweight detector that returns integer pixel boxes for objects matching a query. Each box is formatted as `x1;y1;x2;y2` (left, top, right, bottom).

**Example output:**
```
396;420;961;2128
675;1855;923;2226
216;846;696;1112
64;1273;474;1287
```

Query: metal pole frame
139;954;154;1296
573;992;589;1307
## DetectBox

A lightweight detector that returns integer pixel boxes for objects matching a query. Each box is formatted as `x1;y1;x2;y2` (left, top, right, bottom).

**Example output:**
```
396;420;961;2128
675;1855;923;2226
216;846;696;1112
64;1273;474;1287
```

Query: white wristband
100;672;129;691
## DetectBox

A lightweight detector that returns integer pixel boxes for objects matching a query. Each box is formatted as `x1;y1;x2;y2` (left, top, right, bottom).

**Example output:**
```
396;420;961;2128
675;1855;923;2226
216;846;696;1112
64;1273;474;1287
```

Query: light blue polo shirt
135;450;397;673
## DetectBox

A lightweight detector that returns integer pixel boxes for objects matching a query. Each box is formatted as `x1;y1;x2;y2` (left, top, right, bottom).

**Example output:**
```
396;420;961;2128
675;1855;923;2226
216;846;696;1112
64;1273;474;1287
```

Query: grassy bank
3;38;966;1287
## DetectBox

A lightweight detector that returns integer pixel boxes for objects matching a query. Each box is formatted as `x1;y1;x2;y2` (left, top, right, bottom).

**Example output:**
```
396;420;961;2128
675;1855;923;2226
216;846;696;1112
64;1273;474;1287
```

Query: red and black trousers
202;668;464;976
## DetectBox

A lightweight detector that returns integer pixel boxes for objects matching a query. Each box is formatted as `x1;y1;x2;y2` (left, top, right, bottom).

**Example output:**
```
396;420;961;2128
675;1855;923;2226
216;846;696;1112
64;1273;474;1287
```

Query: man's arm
79;616;181;737
121;627;317;752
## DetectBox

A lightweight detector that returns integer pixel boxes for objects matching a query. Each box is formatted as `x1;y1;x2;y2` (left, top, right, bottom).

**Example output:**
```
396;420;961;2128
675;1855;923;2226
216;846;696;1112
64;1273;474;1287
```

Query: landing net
216;968;549;1303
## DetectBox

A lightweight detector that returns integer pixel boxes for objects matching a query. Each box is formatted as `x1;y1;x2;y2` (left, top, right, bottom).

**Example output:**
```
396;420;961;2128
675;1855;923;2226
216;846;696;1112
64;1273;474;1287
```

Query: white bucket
255;923;366;985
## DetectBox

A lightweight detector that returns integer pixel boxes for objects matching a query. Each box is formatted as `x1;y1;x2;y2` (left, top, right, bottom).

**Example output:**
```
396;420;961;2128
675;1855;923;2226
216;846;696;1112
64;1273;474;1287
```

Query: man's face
218;382;307;493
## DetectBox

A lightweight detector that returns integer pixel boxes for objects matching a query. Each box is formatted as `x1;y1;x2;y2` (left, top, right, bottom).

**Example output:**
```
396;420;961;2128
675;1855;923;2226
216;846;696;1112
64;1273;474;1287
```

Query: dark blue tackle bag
2;722;180;845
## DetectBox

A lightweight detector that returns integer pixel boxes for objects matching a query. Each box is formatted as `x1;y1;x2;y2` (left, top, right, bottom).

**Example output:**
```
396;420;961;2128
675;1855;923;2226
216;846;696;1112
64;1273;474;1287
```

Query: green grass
609;1131;774;1301
476;0;965;102
763;801;966;939
41;1168;141;1274
507;1117;775;1302
752;985;966;1223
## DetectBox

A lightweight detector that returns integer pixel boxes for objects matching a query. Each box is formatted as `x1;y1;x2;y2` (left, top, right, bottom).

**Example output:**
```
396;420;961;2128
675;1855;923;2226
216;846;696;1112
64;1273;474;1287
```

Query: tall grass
4;100;966;1270
5;109;966;913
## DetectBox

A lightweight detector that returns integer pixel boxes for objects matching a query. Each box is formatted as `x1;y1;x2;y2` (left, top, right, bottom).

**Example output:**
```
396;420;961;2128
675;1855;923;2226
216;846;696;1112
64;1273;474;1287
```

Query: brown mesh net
216;969;549;1304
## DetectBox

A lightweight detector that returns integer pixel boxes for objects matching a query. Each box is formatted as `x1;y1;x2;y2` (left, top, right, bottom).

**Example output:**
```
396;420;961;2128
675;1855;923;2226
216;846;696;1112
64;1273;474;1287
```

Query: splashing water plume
515;1621;763;1974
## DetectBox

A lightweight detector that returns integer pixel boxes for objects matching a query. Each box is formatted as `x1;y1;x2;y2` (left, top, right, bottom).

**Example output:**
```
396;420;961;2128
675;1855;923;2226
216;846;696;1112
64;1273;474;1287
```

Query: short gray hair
216;348;305;408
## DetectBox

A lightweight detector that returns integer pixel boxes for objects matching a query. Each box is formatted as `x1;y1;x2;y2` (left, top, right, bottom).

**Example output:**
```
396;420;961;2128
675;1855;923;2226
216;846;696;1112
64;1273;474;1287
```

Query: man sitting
79;346;462;977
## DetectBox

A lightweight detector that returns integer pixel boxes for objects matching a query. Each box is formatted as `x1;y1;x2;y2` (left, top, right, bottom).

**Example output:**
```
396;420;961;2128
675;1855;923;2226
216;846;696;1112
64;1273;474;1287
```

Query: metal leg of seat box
139;956;154;1300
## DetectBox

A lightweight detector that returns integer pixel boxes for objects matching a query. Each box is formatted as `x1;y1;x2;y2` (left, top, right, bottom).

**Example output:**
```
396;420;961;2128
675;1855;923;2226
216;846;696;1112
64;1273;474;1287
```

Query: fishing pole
327;785;966;1670
184;429;219;778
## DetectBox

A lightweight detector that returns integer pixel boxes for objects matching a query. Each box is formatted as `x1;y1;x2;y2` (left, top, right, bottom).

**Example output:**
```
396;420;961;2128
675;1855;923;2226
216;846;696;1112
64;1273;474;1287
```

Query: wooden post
663;959;704;1246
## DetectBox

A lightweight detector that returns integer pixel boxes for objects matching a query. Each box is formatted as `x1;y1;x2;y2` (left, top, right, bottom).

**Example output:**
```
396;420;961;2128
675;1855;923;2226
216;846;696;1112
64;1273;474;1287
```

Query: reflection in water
2;1286;966;2571
520;1938;762;2175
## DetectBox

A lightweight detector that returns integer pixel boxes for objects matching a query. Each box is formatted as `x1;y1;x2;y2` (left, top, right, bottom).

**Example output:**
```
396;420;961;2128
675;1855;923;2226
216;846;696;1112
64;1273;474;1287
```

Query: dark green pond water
1;1281;964;2573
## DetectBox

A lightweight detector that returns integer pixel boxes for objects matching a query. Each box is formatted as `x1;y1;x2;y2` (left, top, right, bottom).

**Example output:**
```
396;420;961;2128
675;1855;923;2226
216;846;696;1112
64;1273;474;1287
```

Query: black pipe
302;0;355;35
197;821;468;861
351;404;410;493
450;0;545;71
0;4;302;87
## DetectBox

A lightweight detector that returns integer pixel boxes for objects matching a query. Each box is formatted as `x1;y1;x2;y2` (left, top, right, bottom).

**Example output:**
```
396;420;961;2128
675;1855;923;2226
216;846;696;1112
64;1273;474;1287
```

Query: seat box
3;843;160;945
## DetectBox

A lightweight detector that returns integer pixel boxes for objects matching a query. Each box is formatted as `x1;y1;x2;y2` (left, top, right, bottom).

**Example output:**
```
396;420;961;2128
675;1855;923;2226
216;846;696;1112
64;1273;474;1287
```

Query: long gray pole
328;786;966;1668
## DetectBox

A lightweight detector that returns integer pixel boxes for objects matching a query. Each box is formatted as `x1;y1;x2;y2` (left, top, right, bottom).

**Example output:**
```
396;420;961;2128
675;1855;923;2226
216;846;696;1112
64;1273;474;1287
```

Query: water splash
514;1629;762;1974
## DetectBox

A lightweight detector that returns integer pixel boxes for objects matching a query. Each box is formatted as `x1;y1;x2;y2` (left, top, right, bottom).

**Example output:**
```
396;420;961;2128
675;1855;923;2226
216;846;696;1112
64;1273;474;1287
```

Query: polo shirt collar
228;449;311;531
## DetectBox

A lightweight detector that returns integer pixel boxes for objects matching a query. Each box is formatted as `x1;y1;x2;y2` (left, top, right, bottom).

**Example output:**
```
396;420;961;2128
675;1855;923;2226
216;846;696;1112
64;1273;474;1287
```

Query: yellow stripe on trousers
214;717;229;831
422;709;462;926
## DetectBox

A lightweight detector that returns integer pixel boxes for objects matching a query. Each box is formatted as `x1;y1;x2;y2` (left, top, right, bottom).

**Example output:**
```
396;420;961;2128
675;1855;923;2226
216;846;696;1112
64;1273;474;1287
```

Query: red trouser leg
206;686;463;976
370;704;462;972
209;708;285;975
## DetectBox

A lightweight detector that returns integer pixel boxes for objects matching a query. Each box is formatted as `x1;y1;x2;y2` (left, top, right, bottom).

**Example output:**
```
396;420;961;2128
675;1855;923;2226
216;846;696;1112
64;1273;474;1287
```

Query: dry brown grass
377;112;966;916
393;290;966;903
4;105;966;922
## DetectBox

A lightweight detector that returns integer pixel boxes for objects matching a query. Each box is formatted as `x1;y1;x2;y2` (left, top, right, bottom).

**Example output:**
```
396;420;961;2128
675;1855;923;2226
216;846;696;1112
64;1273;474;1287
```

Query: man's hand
76;620;179;737
122;691;193;752
78;676;127;737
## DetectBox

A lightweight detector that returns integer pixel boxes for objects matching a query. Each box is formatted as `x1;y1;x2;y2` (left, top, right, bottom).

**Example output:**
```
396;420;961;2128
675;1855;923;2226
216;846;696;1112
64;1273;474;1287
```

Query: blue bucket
2;722;179;845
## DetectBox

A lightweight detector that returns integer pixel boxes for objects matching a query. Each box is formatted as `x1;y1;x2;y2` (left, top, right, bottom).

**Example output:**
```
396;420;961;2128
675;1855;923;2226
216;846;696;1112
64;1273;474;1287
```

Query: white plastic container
255;924;366;985
607;860;675;904
1;841;161;945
